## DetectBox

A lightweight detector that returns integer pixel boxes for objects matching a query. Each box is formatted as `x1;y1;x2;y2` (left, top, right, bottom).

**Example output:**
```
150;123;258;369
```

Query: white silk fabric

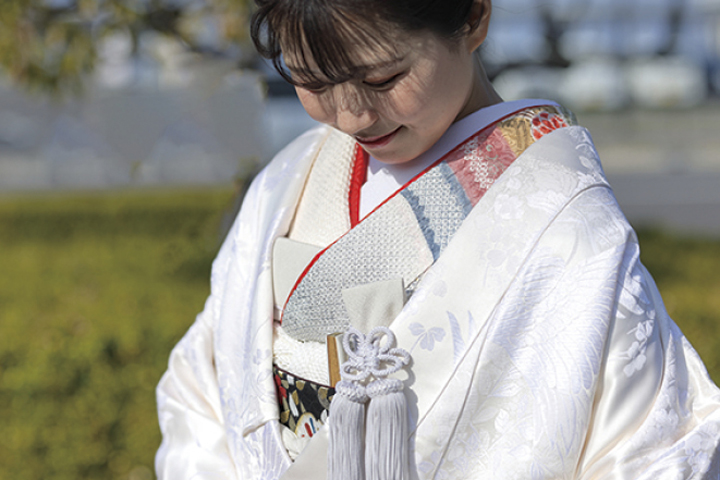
155;123;720;479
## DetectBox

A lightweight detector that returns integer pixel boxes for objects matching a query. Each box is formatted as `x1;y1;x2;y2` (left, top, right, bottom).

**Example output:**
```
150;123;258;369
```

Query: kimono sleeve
155;302;238;480
575;236;720;479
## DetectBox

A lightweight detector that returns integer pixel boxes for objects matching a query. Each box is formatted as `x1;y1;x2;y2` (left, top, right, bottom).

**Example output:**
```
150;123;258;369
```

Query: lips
354;126;401;148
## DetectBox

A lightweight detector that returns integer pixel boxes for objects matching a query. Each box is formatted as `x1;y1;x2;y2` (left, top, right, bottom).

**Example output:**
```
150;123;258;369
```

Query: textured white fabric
282;194;435;341
273;325;329;385
156;119;720;480
289;128;356;247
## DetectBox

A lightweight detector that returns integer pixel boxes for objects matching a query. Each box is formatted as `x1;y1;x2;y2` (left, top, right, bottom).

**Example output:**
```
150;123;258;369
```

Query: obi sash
280;105;577;343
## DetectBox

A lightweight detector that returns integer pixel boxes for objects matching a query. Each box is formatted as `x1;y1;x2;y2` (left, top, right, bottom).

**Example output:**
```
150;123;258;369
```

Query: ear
465;0;492;53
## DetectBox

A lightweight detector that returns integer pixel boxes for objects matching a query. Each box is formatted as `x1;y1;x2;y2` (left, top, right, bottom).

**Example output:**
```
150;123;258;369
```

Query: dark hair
251;0;479;85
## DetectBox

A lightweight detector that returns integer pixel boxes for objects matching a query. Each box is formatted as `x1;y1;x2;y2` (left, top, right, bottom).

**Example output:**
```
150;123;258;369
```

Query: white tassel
365;378;409;480
328;327;410;480
328;380;367;480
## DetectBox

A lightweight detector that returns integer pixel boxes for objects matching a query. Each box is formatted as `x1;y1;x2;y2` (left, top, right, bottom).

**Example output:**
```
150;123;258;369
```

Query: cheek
382;84;430;125
384;57;468;126
383;82;456;131
296;90;332;124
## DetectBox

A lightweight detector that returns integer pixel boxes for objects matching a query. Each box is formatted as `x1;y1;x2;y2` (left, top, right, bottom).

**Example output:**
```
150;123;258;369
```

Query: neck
454;56;503;123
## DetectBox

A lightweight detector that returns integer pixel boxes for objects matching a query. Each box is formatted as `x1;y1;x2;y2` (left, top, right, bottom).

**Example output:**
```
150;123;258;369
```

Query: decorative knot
340;327;410;383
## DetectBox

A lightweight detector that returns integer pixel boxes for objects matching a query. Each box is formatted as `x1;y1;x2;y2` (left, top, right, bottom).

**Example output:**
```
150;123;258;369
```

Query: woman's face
286;23;492;164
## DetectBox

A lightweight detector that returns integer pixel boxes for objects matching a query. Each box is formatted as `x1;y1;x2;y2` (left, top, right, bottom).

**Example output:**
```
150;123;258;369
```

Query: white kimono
156;103;720;480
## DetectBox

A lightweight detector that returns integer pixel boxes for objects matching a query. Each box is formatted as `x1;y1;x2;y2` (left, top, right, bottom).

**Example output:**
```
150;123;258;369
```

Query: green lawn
637;229;720;381
0;188;237;480
0;188;718;480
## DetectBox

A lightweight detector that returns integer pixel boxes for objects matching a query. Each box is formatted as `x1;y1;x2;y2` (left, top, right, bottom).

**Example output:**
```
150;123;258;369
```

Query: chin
370;152;416;165
369;144;425;165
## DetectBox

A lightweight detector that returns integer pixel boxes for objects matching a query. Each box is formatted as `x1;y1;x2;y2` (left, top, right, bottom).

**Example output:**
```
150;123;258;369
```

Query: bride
155;0;720;478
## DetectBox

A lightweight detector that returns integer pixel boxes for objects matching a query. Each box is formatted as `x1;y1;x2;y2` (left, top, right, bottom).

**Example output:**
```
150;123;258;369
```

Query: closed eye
363;72;403;89
298;82;331;93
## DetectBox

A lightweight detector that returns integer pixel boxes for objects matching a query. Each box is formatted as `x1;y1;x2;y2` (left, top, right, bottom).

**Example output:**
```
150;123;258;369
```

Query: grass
637;229;720;382
0;187;718;479
0;187;237;480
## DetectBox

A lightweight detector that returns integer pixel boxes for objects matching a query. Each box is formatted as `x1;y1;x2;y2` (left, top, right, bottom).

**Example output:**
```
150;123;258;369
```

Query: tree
0;0;251;96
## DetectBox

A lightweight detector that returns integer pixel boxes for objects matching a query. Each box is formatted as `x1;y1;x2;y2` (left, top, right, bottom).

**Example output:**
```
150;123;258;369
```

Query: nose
333;84;378;136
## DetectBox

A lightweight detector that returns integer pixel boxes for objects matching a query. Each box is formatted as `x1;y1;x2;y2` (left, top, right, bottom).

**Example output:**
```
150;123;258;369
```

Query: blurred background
1;0;719;479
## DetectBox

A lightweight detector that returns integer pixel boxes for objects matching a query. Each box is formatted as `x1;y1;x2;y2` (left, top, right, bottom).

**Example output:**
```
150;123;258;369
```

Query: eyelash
300;83;330;93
